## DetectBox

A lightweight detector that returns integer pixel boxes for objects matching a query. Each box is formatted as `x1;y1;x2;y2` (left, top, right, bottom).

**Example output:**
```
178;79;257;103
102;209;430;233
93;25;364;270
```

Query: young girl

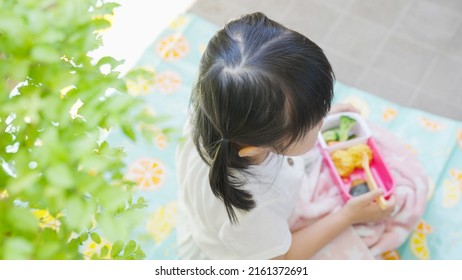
176;12;395;260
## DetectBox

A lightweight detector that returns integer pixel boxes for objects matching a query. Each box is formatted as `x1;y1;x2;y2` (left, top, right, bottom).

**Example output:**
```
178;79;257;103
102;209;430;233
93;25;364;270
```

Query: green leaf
65;197;93;231
6;207;39;234
123;240;136;256
31;45;60;63
90;232;101;244
0;0;162;260
98;215;120;241
96;56;125;70
100;245;109;258
36;241;61;259
8;172;39;196
3;237;34;259
97;186;129;212
10;59;30;81
91;18;111;31
40;29;65;44
79;232;89;242
0;14;26;37
45;164;74;189
110;240;124;257
121;122;136;141
134;249;146;260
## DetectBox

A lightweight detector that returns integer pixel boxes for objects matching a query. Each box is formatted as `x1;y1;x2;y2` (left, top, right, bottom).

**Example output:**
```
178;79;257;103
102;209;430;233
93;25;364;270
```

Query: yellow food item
331;144;372;178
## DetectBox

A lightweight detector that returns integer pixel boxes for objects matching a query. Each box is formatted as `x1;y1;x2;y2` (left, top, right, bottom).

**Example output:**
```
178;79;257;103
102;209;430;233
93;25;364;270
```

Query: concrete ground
189;0;462;120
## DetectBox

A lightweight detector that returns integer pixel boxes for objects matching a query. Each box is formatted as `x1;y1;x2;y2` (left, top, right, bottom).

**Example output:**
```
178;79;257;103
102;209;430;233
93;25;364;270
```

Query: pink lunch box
317;112;395;201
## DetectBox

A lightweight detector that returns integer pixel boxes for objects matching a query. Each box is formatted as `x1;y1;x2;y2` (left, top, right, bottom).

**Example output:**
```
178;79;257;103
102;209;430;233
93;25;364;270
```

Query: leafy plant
0;0;161;259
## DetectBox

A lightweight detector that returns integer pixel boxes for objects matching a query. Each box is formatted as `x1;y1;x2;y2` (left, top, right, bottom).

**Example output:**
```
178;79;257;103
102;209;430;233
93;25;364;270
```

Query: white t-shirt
176;127;309;259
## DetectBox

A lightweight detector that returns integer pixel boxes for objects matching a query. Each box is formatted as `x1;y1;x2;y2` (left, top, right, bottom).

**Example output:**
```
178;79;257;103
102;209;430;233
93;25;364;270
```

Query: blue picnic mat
109;13;462;260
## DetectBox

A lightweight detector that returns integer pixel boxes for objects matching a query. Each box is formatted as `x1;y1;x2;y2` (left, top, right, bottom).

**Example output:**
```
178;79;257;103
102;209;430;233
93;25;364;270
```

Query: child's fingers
386;195;396;207
355;189;384;205
384;195;397;213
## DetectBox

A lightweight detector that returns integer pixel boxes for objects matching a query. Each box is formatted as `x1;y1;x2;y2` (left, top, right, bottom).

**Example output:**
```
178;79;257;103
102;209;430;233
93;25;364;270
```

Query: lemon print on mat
156;34;190;61
404;143;418;156
147;201;177;244
382;107;397;121
442;169;462;207
442;179;461;208
416;220;433;235
410;232;430;260
168;16;189;30
155;133;168;150
450;169;462;182
419;117;444;131
381;249;400;260
410;220;432;260
126;158;166;191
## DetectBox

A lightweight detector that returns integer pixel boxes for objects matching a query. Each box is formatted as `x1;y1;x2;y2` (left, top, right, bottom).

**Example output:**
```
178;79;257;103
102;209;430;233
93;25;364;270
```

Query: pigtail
209;138;255;224
191;12;334;224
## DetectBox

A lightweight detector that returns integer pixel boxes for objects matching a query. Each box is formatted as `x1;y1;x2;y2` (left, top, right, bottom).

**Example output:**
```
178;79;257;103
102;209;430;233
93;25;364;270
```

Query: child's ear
238;146;266;158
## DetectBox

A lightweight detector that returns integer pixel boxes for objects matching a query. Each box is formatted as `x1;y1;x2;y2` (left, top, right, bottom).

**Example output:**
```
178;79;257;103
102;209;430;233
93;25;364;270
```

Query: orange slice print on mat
156;34;190;61
410;232;430;260
381;250;400;260
416;220;432;235
126;158;166;191
155;71;181;94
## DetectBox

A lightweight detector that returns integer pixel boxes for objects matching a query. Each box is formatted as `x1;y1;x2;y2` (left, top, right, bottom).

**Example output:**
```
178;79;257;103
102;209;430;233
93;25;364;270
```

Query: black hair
191;12;334;223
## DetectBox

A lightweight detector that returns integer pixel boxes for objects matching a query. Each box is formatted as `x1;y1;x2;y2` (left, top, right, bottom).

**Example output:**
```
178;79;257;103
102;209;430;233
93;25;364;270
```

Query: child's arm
272;189;395;260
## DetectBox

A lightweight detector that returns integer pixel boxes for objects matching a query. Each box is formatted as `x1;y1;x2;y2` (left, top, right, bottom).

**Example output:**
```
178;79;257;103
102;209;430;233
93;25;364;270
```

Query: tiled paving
189;0;462;120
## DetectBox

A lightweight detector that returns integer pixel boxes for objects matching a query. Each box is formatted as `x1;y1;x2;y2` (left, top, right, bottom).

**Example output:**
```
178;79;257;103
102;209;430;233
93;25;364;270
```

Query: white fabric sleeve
217;201;292;260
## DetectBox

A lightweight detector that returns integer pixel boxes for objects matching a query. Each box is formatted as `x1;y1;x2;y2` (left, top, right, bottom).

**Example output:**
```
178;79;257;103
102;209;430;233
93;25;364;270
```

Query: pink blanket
291;124;429;259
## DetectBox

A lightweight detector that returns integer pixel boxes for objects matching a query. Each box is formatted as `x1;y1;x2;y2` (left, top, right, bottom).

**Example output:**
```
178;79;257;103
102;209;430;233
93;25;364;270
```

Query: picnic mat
110;13;462;260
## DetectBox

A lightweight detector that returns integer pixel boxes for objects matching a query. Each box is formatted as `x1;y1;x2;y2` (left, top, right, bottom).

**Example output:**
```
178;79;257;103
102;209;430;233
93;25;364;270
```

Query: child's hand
341;189;396;224
328;103;360;115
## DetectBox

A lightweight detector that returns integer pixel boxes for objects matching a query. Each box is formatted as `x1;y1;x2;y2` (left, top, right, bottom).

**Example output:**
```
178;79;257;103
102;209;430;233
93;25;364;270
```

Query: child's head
191;12;334;223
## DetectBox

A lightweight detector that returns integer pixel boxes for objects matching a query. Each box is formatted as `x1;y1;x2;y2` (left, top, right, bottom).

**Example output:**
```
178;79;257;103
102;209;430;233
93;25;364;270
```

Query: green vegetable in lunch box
322;116;357;143
338;116;357;141
322;130;339;143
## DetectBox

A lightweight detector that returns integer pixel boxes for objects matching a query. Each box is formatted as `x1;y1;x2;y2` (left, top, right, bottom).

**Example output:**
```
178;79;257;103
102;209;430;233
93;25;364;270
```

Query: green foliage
0;0;164;259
